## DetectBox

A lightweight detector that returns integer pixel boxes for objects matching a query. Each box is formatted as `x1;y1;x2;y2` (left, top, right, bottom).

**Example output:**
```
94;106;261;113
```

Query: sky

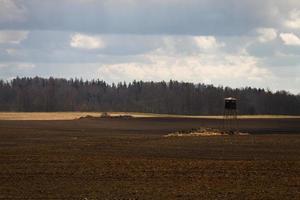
0;0;300;94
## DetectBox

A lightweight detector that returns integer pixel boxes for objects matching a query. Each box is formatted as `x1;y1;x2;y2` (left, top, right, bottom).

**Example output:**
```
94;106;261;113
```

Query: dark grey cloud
0;0;296;35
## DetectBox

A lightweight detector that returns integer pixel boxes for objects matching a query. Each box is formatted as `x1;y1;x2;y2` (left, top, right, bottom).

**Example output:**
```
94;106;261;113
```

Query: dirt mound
100;112;133;119
164;128;249;137
78;113;133;120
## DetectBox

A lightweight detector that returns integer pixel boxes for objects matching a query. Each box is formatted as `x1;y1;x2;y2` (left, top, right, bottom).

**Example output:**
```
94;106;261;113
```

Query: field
1;112;300;120
0;113;299;199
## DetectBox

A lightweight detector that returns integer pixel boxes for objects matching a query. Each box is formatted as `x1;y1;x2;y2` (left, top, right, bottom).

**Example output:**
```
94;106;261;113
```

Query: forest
0;77;299;115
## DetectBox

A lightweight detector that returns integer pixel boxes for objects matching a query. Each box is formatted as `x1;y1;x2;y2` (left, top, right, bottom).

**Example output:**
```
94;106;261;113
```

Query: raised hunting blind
225;97;237;110
223;97;238;134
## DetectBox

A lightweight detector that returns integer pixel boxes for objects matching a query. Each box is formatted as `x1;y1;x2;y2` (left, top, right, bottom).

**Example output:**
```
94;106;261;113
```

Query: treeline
0;77;299;115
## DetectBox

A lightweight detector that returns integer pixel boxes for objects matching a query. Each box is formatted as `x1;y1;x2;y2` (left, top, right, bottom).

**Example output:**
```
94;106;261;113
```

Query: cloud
193;36;225;50
16;63;35;70
0;0;27;22
67;0;97;3
284;9;300;29
0;30;29;44
5;48;18;55
0;62;36;80
0;1;300;93
70;33;105;49
280;33;300;46
1;0;298;36
94;33;275;89
98;51;272;86
257;28;277;42
0;62;35;70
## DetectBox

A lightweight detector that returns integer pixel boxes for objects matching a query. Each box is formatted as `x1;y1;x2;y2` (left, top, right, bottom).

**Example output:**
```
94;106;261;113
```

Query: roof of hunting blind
224;97;237;101
224;97;237;110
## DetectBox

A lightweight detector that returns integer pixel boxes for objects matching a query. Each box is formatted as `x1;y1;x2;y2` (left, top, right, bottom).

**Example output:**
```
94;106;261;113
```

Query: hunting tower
223;97;238;134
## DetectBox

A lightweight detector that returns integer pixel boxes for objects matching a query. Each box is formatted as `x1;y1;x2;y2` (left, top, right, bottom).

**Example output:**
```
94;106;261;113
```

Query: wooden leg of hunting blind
223;111;238;134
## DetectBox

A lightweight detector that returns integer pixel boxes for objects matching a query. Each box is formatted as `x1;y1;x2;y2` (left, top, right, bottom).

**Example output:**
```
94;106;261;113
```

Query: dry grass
0;112;101;120
0;112;299;120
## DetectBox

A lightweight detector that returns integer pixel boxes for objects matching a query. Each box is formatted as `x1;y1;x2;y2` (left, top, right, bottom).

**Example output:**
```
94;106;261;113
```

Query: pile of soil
164;128;249;137
79;113;133;120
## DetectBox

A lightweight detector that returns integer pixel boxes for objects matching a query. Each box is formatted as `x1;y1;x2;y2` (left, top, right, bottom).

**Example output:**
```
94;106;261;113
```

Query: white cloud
5;48;18;55
280;33;300;45
193;36;224;50
98;52;272;86
0;62;35;70
66;0;97;3
285;9;300;29
257;28;277;42
0;30;29;44
16;63;35;70
70;33;105;49
0;0;27;22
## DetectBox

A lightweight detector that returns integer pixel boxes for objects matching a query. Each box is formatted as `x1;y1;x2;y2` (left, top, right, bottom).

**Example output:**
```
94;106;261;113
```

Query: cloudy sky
0;0;300;93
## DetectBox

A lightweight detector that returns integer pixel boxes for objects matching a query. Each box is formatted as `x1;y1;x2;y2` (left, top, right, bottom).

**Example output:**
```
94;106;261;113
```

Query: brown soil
0;117;299;199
